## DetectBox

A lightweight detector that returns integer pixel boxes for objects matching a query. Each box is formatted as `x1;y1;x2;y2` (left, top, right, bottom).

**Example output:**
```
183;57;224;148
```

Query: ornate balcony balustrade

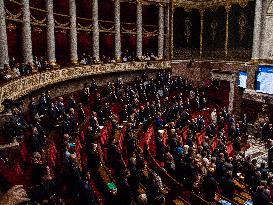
0;61;171;111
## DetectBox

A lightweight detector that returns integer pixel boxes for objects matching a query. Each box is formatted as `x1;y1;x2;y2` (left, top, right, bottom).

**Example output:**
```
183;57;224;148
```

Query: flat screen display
256;66;273;94
238;71;247;89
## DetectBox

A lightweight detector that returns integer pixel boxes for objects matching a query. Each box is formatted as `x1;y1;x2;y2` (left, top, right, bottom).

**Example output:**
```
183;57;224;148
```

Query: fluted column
46;0;56;65
22;0;33;65
114;0;121;61
69;0;78;64
92;0;100;62
0;0;8;68
158;4;164;60
136;1;142;59
252;0;263;60
164;4;170;59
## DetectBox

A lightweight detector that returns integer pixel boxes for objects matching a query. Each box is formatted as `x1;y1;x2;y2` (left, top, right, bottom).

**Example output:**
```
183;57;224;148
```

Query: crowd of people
0;70;272;205
0;52;162;83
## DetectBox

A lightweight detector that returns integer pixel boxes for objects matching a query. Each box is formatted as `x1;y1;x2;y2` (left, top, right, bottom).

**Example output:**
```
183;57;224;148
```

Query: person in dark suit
116;175;134;205
64;154;81;199
45;90;51;107
48;102;58;128
203;170;218;202
57;97;66;117
67;94;76;110
31;152;45;185
253;181;271;205
38;92;48;115
220;171;235;199
77;172;97;205
81;85;90;106
69;108;78;134
29;97;38;122
268;124;273;140
31;127;45;153
77;103;85;124
268;142;273;170
262;121;270;141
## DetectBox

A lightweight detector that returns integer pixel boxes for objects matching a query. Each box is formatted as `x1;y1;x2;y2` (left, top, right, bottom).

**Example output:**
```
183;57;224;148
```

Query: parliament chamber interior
1;0;273;204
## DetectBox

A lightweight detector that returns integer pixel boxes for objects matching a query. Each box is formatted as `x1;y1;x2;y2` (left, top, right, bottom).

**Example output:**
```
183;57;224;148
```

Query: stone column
46;0;56;65
252;0;263;60
69;0;78;64
164;4;170;59
0;0;8;68
92;0;100;62
114;0;121;61
136;0;142;59
22;0;33;65
158;4;164;60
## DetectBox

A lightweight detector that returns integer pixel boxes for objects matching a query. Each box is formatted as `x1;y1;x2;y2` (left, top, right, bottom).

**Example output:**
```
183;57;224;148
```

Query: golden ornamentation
71;60;79;66
0;61;171;111
54;20;70;28
49;61;60;69
5;7;22;20
210;18;218;41
238;13;246;42
33;27;43;33
7;23;16;31
121;26;137;33
184;17;192;44
267;0;273;14
238;0;248;8
31;15;47;24
99;23;115;32
115;56;122;63
77;23;93;30
143;27;158;37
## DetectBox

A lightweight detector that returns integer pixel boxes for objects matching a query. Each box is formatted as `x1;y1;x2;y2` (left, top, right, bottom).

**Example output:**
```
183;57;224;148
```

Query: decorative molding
0;61;171;111
267;0;273;14
243;89;273;104
211;69;237;112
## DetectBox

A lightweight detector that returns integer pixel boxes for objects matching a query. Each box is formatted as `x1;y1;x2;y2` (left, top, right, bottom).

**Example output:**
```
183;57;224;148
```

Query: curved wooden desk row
0;60;171;111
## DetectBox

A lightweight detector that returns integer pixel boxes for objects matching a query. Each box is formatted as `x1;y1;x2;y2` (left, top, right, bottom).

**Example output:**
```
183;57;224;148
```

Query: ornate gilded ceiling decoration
136;0;252;9
267;0;273;15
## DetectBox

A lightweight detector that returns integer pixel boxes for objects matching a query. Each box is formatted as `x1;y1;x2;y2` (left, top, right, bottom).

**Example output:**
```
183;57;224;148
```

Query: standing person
211;108;217;124
77;172;98;205
77;103;86;125
28;97;38;122
268;141;273;170
203;170;218;202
